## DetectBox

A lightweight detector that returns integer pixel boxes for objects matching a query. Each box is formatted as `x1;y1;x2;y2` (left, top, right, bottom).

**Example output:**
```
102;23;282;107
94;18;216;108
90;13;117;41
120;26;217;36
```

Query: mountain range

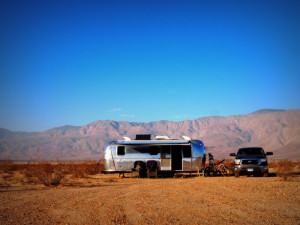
0;109;299;161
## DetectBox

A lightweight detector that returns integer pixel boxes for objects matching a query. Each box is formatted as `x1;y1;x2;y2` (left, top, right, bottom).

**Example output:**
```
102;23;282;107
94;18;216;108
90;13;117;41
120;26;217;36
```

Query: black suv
230;147;273;177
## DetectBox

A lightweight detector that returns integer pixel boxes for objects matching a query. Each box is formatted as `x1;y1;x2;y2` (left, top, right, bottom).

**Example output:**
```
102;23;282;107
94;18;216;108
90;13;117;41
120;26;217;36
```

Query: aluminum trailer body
103;136;205;174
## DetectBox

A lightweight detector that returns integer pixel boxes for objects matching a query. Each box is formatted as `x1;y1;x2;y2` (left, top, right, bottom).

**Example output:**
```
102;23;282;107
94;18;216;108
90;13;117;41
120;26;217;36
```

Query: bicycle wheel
204;167;213;177
221;166;230;176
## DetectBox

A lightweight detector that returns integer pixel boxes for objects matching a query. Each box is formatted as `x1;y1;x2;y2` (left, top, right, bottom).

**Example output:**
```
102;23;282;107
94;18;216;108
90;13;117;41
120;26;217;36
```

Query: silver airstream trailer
103;134;205;176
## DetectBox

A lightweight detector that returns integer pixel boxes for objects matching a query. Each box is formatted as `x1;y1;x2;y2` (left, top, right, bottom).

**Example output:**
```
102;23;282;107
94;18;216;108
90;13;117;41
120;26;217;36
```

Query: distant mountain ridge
0;109;300;160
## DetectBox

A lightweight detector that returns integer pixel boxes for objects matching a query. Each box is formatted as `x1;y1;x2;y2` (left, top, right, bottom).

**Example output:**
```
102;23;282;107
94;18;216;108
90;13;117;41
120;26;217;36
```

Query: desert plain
0;163;299;225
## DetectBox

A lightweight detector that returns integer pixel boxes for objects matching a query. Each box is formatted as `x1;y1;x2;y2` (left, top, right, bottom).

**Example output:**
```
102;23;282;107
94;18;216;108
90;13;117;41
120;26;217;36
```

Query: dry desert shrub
222;159;234;170
58;161;104;178
0;161;104;186
22;162;64;186
38;172;66;186
24;161;104;185
272;160;294;181
0;160;22;173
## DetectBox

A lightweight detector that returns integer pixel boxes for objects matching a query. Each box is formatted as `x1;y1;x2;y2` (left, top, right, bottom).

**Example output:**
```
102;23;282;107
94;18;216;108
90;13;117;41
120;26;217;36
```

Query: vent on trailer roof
135;134;151;140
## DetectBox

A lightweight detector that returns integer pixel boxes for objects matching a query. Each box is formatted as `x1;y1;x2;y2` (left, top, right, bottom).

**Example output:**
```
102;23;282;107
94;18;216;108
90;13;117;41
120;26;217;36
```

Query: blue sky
0;0;300;132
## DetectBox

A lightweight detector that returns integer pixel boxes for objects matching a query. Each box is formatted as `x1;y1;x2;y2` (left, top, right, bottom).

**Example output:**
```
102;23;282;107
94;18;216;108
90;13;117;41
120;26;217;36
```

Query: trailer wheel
138;168;146;178
134;161;146;178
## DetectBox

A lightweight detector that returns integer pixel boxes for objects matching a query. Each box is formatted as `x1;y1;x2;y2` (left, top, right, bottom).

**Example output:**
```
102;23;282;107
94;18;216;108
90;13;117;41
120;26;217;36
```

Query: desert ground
0;161;300;224
0;162;299;224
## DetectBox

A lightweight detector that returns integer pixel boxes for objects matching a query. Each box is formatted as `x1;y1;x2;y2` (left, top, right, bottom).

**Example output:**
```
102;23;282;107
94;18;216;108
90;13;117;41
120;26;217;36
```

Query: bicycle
204;159;231;176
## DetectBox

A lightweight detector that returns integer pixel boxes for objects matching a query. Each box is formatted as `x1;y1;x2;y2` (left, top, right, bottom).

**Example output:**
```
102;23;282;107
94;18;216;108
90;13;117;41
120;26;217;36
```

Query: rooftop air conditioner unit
155;136;171;140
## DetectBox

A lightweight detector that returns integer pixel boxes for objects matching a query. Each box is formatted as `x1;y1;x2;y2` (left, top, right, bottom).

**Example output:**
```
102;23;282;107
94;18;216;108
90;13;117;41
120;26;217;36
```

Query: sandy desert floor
0;173;299;225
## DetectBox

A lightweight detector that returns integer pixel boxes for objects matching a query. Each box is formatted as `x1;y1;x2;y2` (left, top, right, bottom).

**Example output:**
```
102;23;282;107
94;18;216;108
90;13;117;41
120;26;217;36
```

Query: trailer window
125;147;140;154
117;146;125;155
182;145;191;158
125;146;159;155
150;146;159;155
161;146;171;159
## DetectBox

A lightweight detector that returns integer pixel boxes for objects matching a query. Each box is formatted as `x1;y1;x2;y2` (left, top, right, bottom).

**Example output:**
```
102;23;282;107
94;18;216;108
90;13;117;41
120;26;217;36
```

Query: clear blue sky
0;0;300;132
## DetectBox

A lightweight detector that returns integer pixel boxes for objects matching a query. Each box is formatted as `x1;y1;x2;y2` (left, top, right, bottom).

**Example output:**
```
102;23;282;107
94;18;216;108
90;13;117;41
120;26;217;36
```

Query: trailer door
171;145;182;170
161;146;171;170
182;145;192;171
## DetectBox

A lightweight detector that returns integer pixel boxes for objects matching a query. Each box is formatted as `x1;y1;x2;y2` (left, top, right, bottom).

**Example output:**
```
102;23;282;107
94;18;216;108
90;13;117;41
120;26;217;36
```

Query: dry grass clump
22;163;64;186
269;160;299;181
61;161;104;178
0;160;26;173
0;161;104;187
221;159;234;170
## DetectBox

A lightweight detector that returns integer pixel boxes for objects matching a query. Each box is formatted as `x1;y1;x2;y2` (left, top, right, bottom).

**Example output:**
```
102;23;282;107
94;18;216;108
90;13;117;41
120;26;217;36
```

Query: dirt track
0;175;299;224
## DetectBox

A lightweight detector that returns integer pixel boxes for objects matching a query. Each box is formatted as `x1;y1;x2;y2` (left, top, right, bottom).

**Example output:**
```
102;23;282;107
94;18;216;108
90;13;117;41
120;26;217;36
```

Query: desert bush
273;160;294;181
23;163;53;177
222;159;234;170
64;161;103;178
21;161;103;176
0;160;104;186
36;171;65;186
22;162;64;186
0;160;21;172
2;173;14;180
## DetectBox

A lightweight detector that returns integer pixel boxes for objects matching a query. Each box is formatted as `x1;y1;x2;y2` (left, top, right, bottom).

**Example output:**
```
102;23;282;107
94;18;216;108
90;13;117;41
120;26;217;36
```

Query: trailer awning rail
114;140;191;145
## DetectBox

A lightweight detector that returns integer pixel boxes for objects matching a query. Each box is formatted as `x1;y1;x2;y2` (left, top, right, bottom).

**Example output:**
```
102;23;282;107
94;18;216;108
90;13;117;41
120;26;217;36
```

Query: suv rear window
237;148;265;156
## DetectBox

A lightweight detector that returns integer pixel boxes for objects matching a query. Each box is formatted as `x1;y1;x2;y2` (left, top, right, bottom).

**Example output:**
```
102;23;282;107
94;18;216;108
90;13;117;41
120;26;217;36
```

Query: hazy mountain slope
0;109;299;160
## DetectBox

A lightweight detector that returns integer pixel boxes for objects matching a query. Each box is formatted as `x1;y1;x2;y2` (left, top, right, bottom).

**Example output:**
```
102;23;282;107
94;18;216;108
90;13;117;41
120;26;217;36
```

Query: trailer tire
134;161;146;178
138;168;147;178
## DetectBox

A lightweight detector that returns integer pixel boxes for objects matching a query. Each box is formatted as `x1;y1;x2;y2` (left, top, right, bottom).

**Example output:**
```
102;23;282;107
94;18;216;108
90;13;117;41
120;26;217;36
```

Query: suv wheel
254;172;263;177
234;172;239;178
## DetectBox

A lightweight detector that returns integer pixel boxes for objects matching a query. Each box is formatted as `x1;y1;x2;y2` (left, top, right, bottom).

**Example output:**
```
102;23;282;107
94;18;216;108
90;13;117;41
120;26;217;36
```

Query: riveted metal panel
103;139;205;173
